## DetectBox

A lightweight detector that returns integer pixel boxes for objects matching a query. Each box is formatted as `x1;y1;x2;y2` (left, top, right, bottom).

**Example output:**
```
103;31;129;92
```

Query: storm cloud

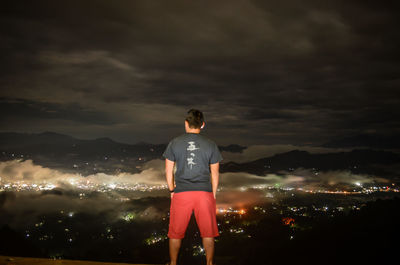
0;0;399;145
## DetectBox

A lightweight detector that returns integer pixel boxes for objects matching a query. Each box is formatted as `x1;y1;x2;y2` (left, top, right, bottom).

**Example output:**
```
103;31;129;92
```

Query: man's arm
165;158;175;197
210;162;219;199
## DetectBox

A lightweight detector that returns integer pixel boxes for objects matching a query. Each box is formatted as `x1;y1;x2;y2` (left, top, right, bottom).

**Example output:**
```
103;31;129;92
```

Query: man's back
163;132;223;193
164;109;220;265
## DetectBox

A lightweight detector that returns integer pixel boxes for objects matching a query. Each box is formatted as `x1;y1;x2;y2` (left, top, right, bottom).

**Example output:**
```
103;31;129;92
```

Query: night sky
1;0;399;146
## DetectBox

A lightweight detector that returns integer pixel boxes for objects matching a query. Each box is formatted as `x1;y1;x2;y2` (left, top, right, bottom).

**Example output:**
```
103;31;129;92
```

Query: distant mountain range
0;131;166;159
0;132;399;178
0;132;245;175
221;149;400;178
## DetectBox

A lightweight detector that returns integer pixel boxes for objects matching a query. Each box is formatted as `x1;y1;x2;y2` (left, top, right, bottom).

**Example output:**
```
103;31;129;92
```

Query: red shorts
168;191;219;239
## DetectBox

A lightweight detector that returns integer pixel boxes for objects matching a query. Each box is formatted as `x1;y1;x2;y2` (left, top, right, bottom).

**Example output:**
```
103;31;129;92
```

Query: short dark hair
185;109;204;129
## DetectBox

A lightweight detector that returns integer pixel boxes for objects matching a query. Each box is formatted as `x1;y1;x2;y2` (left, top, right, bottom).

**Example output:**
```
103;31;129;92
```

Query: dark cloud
0;97;117;125
0;0;399;145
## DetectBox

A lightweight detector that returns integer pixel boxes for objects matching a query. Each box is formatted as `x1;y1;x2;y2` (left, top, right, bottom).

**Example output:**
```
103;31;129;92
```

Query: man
163;109;223;265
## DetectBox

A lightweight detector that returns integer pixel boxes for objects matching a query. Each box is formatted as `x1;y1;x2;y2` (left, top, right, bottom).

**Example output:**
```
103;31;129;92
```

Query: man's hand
171;192;174;199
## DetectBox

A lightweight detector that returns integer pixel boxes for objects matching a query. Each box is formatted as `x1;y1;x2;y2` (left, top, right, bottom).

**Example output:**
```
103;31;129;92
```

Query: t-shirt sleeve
162;141;176;161
210;142;223;164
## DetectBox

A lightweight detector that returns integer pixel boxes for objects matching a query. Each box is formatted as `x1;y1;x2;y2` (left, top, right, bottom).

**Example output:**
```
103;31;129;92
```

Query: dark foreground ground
1;196;399;265
0;256;160;265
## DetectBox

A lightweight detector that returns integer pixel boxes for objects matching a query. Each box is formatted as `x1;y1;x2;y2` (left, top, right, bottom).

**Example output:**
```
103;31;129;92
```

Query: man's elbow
210;170;219;179
166;171;174;179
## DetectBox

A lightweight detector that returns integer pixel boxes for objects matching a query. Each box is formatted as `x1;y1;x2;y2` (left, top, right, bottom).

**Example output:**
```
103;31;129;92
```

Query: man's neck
186;129;200;134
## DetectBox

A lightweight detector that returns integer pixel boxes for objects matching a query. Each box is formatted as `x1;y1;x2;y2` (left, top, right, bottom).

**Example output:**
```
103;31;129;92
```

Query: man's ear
201;122;205;129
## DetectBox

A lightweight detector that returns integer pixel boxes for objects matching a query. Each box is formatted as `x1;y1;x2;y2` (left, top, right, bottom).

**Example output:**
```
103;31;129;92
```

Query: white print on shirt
186;141;199;169
187;157;196;169
187;141;199;151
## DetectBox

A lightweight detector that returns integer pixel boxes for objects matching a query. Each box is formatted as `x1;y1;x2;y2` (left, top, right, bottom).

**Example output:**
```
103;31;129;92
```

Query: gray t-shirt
162;132;223;193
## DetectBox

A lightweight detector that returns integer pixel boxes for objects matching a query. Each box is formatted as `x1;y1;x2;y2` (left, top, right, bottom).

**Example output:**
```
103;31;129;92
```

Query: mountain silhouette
220;149;400;178
1;132;399;178
0;132;166;176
